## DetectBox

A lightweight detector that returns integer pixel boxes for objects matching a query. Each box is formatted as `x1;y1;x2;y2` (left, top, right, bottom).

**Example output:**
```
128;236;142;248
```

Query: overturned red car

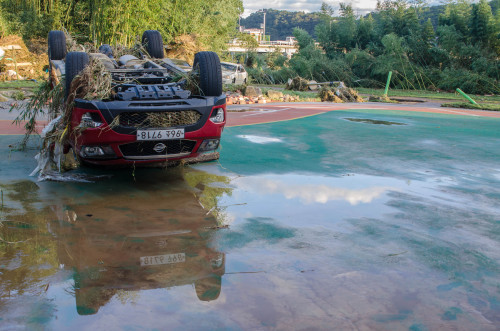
48;30;226;166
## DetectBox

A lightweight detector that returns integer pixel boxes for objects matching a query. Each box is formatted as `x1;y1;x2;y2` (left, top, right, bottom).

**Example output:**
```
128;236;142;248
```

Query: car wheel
142;30;164;59
48;30;66;61
193;51;222;96
65;52;89;98
98;44;113;58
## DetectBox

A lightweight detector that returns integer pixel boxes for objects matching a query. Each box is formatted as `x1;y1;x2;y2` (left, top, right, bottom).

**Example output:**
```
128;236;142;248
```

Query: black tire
141;30;164;59
193;51;222;96
98;44;113;58
48;30;66;61
65;52;89;98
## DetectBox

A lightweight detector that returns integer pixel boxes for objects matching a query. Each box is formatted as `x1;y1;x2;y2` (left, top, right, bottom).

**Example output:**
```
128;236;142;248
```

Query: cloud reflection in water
236;175;398;205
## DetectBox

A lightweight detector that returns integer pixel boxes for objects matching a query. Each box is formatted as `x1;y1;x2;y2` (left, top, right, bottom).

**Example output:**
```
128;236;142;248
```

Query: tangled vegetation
0;0;243;52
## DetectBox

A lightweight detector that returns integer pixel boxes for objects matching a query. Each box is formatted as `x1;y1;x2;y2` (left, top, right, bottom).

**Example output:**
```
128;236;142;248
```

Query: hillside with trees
240;9;321;40
247;0;500;94
0;0;243;52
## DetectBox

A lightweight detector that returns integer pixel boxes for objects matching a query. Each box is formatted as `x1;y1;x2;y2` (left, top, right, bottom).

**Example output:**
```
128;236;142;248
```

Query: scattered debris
204;224;229;230
319;83;364;103
368;95;396;103
5;70;23;80
119;110;201;129
243;86;262;98
386;251;408;257
308;80;319;90
0;35;48;81
286;76;309;91
266;90;283;99
165;34;205;63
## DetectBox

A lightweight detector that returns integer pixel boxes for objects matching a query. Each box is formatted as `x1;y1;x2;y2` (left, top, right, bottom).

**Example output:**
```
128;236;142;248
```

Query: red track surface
225;103;500;127
0;120;48;135
2;103;500;135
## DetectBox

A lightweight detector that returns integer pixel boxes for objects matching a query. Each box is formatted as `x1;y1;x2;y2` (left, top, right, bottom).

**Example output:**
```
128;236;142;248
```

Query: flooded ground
1;108;500;330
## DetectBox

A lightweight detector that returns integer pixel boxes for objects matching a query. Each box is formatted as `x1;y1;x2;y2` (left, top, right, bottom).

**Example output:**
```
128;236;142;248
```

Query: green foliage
236;32;259;51
437;68;499;94
470;0;495;46
441;102;500;111
290;0;500;94
0;0;243;52
239;9;321;40
0;8;8;37
12;90;26;100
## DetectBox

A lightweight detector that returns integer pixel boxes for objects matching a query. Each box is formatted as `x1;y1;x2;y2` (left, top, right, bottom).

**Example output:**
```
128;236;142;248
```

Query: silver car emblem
153;143;166;153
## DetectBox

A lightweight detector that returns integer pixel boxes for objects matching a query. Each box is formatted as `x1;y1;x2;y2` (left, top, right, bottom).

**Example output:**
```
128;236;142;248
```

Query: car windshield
221;63;237;72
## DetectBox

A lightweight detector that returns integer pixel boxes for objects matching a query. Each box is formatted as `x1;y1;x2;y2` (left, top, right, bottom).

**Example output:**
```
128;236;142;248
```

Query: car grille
119;139;197;159
119;111;201;128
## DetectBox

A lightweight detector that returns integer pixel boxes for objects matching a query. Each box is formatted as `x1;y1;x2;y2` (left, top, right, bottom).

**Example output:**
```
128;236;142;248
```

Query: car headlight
198;139;220;152
80;145;116;158
78;112;103;128
210;108;224;123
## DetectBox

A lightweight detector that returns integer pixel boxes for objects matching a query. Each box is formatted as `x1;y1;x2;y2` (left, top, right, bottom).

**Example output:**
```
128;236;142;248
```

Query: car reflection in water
53;169;228;315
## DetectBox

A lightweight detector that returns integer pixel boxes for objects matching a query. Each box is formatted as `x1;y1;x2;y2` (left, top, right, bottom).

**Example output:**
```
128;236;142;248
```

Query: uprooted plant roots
318;84;364;103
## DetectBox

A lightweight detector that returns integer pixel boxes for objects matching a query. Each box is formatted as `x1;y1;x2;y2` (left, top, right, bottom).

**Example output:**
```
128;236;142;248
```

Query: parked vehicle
221;62;247;85
48;30;225;167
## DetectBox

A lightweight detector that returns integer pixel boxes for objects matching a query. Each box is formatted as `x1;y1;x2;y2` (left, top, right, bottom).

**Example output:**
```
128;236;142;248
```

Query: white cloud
242;0;380;17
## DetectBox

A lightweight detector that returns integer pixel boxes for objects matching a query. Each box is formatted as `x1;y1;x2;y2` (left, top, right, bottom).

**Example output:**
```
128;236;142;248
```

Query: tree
422;18;435;45
357;15;375;49
0;0;244;52
237;32;259;51
439;0;472;37
470;0;494;46
337;3;357;51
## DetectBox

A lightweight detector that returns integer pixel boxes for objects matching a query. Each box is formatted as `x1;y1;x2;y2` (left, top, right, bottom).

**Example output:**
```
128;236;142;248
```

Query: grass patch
441;102;500;111
260;87;319;100
11;90;25;100
0;80;42;89
357;88;500;103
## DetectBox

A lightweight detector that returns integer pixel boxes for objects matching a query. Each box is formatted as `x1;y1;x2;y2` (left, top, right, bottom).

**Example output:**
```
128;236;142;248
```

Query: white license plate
140;253;185;266
136;129;184;141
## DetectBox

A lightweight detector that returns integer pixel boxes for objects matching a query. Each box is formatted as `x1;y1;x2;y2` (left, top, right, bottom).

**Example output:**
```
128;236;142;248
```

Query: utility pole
263;11;266;42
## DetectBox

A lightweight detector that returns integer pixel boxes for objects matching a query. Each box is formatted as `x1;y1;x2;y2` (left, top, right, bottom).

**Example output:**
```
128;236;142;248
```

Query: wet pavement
1;108;500;330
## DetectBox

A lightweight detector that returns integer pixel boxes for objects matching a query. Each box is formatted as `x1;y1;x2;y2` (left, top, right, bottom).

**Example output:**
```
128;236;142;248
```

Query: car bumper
69;97;226;166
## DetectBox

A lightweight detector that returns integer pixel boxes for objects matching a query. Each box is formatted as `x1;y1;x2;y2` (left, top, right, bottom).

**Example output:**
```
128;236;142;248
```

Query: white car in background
221;62;247;85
